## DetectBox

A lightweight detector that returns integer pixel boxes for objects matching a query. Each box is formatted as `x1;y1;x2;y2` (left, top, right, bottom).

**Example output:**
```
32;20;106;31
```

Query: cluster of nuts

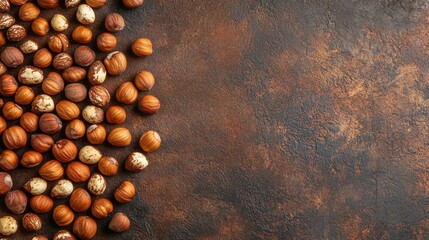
0;0;162;239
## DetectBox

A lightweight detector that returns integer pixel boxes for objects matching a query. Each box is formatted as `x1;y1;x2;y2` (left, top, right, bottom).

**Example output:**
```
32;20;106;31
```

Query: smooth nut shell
30;134;54;153
0;172;12;194
104;13;124;32
1;47;24;68
15;86;35;105
86;124;106;145
139;130;161;153
134;70;155;90
109;213;130;232
62;66;86;82
38;160;64;181
20;150;43;168
132;38;153;57
103;51;127;75
65;83;87;102
73;216;97;240
74;46;95;67
70;188;91;212
0;150;18;171
53;205;74;226
115;82;138;104
56;100;80;120
96;32;116;52
2;126;27;150
52;139;78;162
33;48;52;68
106;105;126;124
65;119;86;139
114;181;135;203
39;113;62;134
72;25;92;44
5;190;27;214
108;127;132;147
66;161;90;183
91;198;113;219
98;156;118;176
22;213;42;231
30;195;53;214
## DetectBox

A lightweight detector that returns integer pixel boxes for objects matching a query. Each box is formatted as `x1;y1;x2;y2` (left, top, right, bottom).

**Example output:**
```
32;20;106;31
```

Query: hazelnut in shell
33;48;52;68
66;161;90;183
91;198;113;219
72;25;92;44
88;61;107;85
39;113;62;134
20;112;39;132
1;47;24;68
52;53;73;70
115;81;138;104
18;65;44;85
30;134;54;153
31;17;49;36
135;70;155;90
104;13;125;32
52;139;78;162
88;85;110;107
2;101;23;120
24;177;47;195
65;119;86;140
37;0;58;9
51;14;68;32
139;95;160;114
140;130;161;153
0;150;18;171
3;126;27;150
19;3;40;21
108;127;132;147
22;213;42;231
109;213;130;232
7;25;26;42
53;205;74;226
0;74;18;97
48;33;69;53
0;216;18;236
74;46;95;67
0;116;5;134
106;105;126;124
122;0;143;8
5;190;27;214
73;216;97;240
15;86;35;105
29;195;53;214
63;66;86;82
20;40;38;54
97;32;116;52
114;180;135;203
0;13;15;29
66;0;80;8
132;38;153;57
53;230;76;240
82;105;104;124
86;0;106;8
87;124;106;145
98;156;118;176
56;100;80;120
79;145;103;164
125;152;148;172
38;160;64;181
20;150;43;168
42;74;64;95
76;4;95;24
87;173;106;195
70;188;91;212
103;51;127;75
65;83;87;102
32;94;55;114
51;179;74;198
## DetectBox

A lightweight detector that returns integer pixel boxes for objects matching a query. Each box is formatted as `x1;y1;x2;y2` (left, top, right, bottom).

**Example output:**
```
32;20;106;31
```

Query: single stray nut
82;105;104;124
33;48;52;68
22;213;42;232
52;139;78;162
1;47;24;68
51;14;68;32
20;40;38;54
79;145;103;164
31;17;49;36
91;198;113;219
0;150;18;171
140;130;161;152
88;61;107;85
98;156;118;176
125;152;148;172
139;95;160;114
63;66;86;82
48;33;69;53
65;83;87;102
0;14;15;29
73;216;97;240
19;3;40;21
105;13;125;32
39;113;62;134
38;160;64;181
72;25;92;44
103;51;127;75
109;213;130;232
87;173;106;195
7;24;26;41
69;188;91;212
51;179;74;198
108;127;132;147
30;134;54;153
122;0;143;8
53;205;74;226
0;172;12;194
134;70;155;90
76;4;95;24
5;190;27;214
2;126;27;150
132;38;153;57
24;177;47;195
115;82;138;104
20;112;38;132
2;101;23;120
32;94;55;114
87;124;106;145
0;216;18;236
114;180;135;203
18;65;44;85
20;150;43;168
97;32;117;52
55;100;80;120
65;119;86;139
106;105;126;124
66;161;90;183
89;85;110;107
52;53;73;70
30;195;53;214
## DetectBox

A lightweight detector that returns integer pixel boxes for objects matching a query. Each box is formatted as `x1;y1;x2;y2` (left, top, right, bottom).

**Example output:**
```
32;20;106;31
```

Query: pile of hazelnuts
0;0;162;239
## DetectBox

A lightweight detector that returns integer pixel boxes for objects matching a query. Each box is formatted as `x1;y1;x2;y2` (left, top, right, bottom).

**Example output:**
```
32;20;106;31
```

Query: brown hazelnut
51;179;73;198
53;205;74;226
0;216;17;236
53;230;76;240
22;213;42;231
74;46;95;67
88;61;106;85
0;116;5;134
5;190;27;214
73;216;97;240
89;85;110;107
42;74;64;95
20;40;38;54
48;33;69;53
37;0;58;9
0;61;6;75
105;13;125;32
0;75;18;97
87;124;106;145
20;112;38;132
23;177;47;195
31;17;49;36
52;139;78;162
10;0;27;6
82;105;104;124
19;3;40;21
115;82;138;104
62;66;86;82
66;161;90;183
7;24;26;42
32;94;55;114
65;83;87;102
0;31;5;47
70;188;91;212
39;113;62;134
98;156;118;176
97;32;116;52
2;101;23;120
1;47;24;68
15;86;35;105
65;119;86;139
135;70;155;90
109;213;130;232
91;198;113;219
65;0;80;8
33;48;52;68
114;180;135;203
52;53;73;70
51;14;68;32
108;127;132;147
87;173;106;195
0;0;9;12
72;25;92;44
122;0;143;8
0;172;12;194
29;195;53;213
3;126;27;150
20;150;43;168
86;0;105;8
56;100;80;120
132;38;153;57
79;145;102;164
125;152;148;172
139;95;160;114
38;160;64;181
30;134;54;153
0;14;15;29
18;65;44;85
0;150;18;171
106;105;126;124
103;51;127;75
139;130;161;153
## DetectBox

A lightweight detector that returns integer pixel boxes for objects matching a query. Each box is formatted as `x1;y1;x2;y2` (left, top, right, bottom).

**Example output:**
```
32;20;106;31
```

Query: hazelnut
135;70;155;90
66;0;80;8
39;160;64;181
89;85;110;107
109;213;130;232
18;65;44;85
2;126;27;150
33;48;52;68
52;139;78;162
37;0;58;9
10;0;27;5
0;116;5;134
98;156;118;176
103;51;127;75
65;83;87;102
76;4;95;24
125;152;148;172
52;53;73;70
87;173;106;195
30;134;54;153
39;113;62;134
2;101;23;120
29;195;53;213
87;124;106;144
53;205;74;226
56;100;80;120
20;112;38;132
115;82;138;104
97;32;116;52
66;161;90;183
139;95;160;114
1;47;24;68
50;14;68;32
0;61;6;75
42;74;64;95
24;177;47;195
139;130;161;152
69;188;91;212
7;24;26;41
32;94;55;114
108;128;132;147
20;40;38;54
15;86;35;105
72;25;92;44
0;14;15;29
0;216;17;236
62;66;86;82
132;38;153;57
122;0;143;8
0;172;12;194
88;61;107;85
73;216;97;240
114;180;135;203
0;150;18;171
0;75;18;96
31;17;49;36
106;105;126;124
86;0;105;8
79;145;102;164
5;190;27;214
53;230;76;240
20;150;43;168
91;198;113;219
65;119;86;140
0;31;5;47
74;46;95;67
105;13;125;32
48;34;69;53
19;3;40;21
51;179;74;198
82;105;104;124
0;0;9;12
22;213;42;231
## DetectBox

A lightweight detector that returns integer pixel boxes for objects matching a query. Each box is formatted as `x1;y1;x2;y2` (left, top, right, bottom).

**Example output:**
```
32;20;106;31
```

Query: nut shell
108;127;132;147
70;188;91;212
73;216;97;240
0;74;18;96
7;25;26;42
106;105;126;124
15;86;35;105
114;180;135;203
0;172;12;194
74;46;95;67
48;33;69;53
0;14;15;29
65;83;87;102
19;3;40;21
37;0;58;8
65;119;86;139
5;190;27;214
20;150;43;168
122;0;143;8
38;160;64;181
76;4;95;24
24;177;47;195
52;53;73;70
86;0;106;8
88;61;106;85
32;94;55;114
0;216;18;236
2;101;23;120
51;14;68;32
105;13;124;32
51;179;74;198
134;70;155;90
42;74;64;95
22;213;42;231
139;130;161;152
30;134;54;153
72;25;92;44
109;213;130;232
39;113;62;134
20;40;38;54
30;195;53;214
53;205;74;226
2;126;27;150
103;51;127;75
88;85;110;107
91;198;113;219
132;38;153;57
0;150;18;171
79;145;103;164
53;230;76;240
66;161;90;183
96;32;116;52
87;124;106;144
87;173;106;195
56;100;80;120
62;66;86;82
1;47;24;68
52;139;78;162
18;65;44;85
125;152;148;172
116;82;138;104
138;95;160;114
20;112;39;132
82;105;104;124
98;156;118;176
33;48;52;68
31;17;49;36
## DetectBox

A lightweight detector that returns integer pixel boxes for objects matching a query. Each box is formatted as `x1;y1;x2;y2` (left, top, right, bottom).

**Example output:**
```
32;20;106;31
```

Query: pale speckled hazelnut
125;152;148;172
18;65;44;85
76;4;95;25
66;0;80;8
51;14;68;32
82;105;104;124
0;14;15;30
7;24;26;42
51;179;73;198
31;94;54;114
88;61;106;85
0;216;18;236
24;177;47;195
79;145;102;164
87;173;106;195
19;40;38;54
